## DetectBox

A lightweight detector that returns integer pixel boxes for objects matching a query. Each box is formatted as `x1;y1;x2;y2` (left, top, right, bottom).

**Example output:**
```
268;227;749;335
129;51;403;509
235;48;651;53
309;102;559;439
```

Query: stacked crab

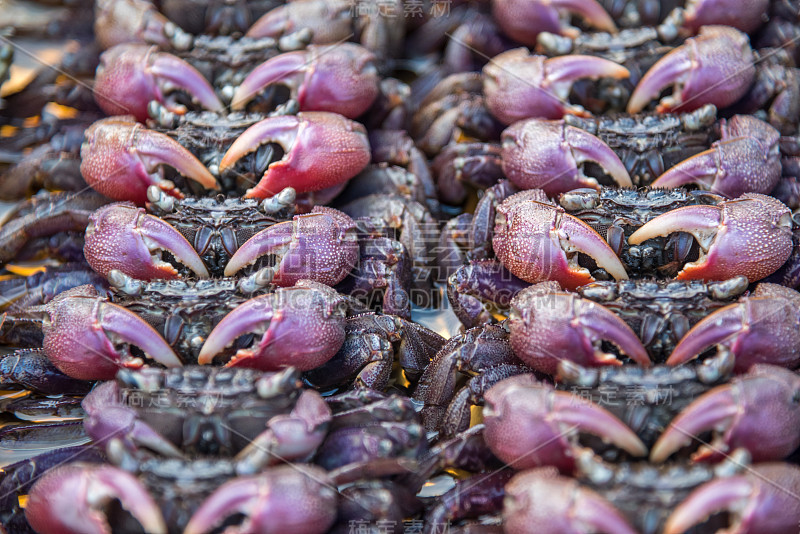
1;0;800;532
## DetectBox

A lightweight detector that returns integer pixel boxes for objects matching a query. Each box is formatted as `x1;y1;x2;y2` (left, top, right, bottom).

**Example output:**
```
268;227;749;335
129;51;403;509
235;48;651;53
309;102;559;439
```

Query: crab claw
184;465;337;534
246;0;352;43
682;0;770;34
627;26;755;114
652;365;800;464
663;463;800;534
84;203;209;280
219;112;371;198
81;117;218;205
484;48;630;124
94;44;223;123
509;282;650;375
628;194;792;283
504;468;638;534
651;115;781;197
40;286;181;381
94;0;189;50
224;207;358;287
502;119;631;196
26;463;166;534
231;44;379;118
197;283;347;371
666;284;800;371
484;375;647;473
494;191;629;290
492;0;616;47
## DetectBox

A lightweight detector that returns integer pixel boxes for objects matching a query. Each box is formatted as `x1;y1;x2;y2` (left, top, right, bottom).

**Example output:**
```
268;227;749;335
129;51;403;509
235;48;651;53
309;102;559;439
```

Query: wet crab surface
3;0;800;533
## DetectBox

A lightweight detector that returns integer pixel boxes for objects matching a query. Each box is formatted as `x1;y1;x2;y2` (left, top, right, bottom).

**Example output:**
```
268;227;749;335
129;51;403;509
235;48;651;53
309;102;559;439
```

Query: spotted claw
231;44;380;118
509;282;650;375
184;465;337;534
493;191;629;290
40;286;181;380
504;468;638;534
484;375;647;473
663;463;800;534
224;206;358;287
651;115;781;197
197;282;347;371
81;117;219;205
627;26;755;114
84;203;209;280
491;0;616;47
94;44;223;123
628;194;793;283
666;284;800;371
219;112;371;198
483;48;629;124
26;463;166;534
501;119;631;196
652;365;800;464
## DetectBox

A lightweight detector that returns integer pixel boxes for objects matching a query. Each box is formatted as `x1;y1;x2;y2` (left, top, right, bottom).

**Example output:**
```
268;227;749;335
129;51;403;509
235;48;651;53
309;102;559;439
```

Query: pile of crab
2;0;800;532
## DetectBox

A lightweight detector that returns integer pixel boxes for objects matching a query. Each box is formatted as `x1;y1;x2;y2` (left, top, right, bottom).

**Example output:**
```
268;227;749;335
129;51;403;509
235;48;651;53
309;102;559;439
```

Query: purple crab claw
94;44;223;123
492;0;616;47
81;117;219;205
663;463;800;534
484;375;647;473
224;207;358;287
627;26;755;114
231;44;380;119
666;284;800;371
651;365;800;464
502;119;631;196
219;112;371;198
484;48;630;124
504;468;638;534
494;191;629;291
682;0;770;34
26;463;166;534
628;194;793;283
197;283;347;371
246;0;352;43
40;286;182;380
184;465;337;534
84;203;209;280
509;282;650;375
651;115;781;197
94;0;187;50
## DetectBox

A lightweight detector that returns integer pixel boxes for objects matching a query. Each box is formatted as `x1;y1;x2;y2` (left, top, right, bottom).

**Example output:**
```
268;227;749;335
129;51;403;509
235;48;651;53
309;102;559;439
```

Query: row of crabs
2;0;800;532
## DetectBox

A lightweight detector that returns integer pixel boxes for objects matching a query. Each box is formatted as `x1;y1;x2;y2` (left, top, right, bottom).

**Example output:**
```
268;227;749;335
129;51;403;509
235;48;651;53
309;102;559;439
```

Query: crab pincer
666;284;800;372
681;0;770;34
224;206;358;287
94;44;223;123
84;203;209;280
504;468;638;534
231;43;380;118
80;117;219;205
650;115;781;197
627;26;755;114
509;282;650;375
26;463;167;534
219;112;371;198
493;191;629;290
483;375;647;473
197;282;347;371
628;194;793;283
184;465;337;534
663;463;800;534
501;119;632;196
39;286;181;381
483;48;630;124
651;365;800;464
491;0;616;47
